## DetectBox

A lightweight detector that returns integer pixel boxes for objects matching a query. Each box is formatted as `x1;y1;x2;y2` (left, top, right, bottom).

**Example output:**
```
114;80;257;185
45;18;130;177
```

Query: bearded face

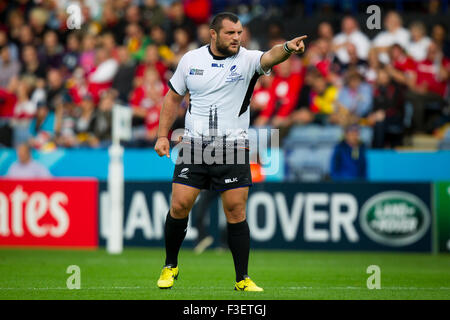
212;19;242;57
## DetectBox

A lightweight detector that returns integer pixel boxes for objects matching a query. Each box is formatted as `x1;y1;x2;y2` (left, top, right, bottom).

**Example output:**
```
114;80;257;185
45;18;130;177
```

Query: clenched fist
154;137;170;158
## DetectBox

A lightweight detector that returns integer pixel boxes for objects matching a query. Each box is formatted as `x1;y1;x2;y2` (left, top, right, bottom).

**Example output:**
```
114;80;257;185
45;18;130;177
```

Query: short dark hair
210;12;240;33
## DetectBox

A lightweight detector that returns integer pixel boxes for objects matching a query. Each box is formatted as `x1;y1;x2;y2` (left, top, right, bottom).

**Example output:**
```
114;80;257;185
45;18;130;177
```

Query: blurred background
0;0;449;255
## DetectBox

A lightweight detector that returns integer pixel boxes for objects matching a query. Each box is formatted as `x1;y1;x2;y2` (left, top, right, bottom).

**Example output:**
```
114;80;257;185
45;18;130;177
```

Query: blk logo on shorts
225;177;238;184
178;168;189;179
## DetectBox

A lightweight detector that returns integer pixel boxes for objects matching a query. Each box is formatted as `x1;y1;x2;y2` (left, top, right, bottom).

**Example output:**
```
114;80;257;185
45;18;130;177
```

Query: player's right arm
154;89;184;158
155;51;190;158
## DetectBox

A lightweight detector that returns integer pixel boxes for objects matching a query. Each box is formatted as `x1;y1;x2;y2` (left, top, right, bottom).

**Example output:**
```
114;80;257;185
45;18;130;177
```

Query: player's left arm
260;35;307;73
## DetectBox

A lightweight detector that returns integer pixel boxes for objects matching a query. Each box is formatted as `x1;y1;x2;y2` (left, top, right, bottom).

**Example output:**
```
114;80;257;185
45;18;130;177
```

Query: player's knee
224;204;246;223
171;201;191;218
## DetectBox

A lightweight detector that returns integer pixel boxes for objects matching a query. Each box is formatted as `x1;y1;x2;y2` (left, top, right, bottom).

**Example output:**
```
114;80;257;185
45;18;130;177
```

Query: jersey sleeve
247;49;271;76
168;53;189;96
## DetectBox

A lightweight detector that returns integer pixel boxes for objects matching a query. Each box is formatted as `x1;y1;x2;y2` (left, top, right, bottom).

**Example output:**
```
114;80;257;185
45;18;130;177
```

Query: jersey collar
207;45;229;60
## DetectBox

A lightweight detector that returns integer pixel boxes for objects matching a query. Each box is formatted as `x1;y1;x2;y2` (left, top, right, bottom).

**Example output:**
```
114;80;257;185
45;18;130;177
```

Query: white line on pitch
1;286;450;291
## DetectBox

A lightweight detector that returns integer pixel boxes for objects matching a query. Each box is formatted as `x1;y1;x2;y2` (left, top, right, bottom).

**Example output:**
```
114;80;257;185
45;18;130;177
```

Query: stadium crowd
0;0;449;153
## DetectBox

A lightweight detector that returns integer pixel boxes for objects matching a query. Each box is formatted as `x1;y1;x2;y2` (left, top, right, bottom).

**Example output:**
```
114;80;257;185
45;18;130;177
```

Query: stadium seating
284;125;373;181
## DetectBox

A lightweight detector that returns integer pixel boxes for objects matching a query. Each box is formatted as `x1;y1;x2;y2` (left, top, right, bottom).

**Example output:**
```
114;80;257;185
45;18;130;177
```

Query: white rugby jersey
169;45;270;141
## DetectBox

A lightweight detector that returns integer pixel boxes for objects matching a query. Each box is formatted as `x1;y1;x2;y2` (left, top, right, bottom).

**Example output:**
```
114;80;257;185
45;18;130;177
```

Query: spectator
6;143;51;178
317;21;334;43
7;10;26;49
150;25;175;65
372;11;410;64
79;34;97;75
306;38;340;86
28;100;56;150
20;45;46;80
332;16;371;65
0;84;17;147
184;0;211;25
405;41;450;133
38;30;64;70
289;70;339;126
250;74;275;125
385;44;416;86
11;77;37;146
196;23;211;47
307;71;339;124
406;21;431;62
125;4;142;25
87;46;119;103
100;32;120;61
290;67;321;125
431;23;450;58
29;7;50;42
254;57;302;128
135;44;169;84
334;43;368;76
167;1;197;44
330;124;367;181
46;69;65;112
112;46;137;103
170;27;197;67
367;67;405;148
335;69;373;126
17;25;36;52
101;3;127;45
61;32;81;76
0;45;20;88
125;23;151;62
54;93;78;148
129;67;168;144
241;25;260;50
74;94;97;147
0;30;19;62
90;89;115;148
142;0;167;30
365;48;381;84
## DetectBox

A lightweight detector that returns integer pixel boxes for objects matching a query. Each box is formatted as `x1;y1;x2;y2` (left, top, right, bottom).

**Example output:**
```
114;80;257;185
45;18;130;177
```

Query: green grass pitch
0;248;449;300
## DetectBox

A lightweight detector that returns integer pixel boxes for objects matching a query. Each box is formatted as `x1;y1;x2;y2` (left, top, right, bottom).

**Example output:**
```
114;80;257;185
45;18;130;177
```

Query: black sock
164;211;188;267
227;220;250;282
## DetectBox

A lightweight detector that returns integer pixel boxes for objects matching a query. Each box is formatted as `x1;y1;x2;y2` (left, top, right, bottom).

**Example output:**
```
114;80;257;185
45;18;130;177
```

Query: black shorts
172;140;252;191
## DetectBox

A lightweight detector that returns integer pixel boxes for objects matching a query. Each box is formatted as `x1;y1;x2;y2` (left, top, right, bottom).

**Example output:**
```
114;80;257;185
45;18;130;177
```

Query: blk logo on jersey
225;65;244;83
189;68;204;76
211;63;224;68
225;177;238;184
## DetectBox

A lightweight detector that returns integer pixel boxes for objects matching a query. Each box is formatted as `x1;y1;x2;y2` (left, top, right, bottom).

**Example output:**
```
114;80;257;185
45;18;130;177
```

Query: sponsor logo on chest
189;68;204;76
225;65;244;83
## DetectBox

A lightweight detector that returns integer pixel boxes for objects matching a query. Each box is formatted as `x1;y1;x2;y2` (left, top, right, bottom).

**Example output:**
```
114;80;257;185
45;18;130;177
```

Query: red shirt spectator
0;88;17;118
414;58;450;97
184;0;211;24
392;54;416;73
129;68;168;131
135;44;169;83
259;60;303;119
86;48;119;104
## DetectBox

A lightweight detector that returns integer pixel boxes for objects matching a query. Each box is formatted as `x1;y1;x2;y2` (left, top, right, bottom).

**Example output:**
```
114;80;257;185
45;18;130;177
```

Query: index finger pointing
296;35;308;42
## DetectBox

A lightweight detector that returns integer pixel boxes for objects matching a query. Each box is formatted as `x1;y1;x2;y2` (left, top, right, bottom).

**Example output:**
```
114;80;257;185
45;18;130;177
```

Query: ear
210;29;216;41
